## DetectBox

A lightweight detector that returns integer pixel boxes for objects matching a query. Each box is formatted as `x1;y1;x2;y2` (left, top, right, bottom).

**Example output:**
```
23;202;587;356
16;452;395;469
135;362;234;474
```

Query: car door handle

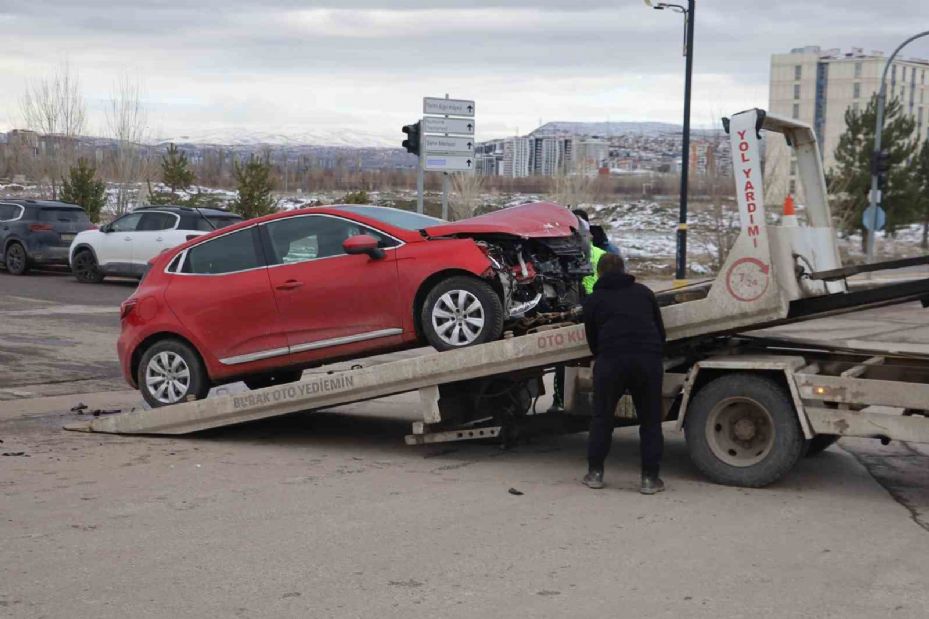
156;237;164;242
276;280;304;291
124;236;132;241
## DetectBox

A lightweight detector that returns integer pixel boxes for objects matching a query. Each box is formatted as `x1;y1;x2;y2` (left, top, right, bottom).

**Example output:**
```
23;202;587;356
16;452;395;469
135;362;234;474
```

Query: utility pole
645;0;695;287
865;30;929;263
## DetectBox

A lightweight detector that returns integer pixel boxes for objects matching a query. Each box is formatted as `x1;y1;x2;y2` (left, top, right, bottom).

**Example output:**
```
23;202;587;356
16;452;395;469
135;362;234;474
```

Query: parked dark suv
0;200;94;275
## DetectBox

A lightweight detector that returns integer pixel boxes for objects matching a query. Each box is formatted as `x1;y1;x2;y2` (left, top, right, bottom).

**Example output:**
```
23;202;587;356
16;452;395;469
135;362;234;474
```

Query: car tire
684;374;805;488
243;369;303;390
421;276;504;351
138;339;211;408
72;249;104;283
4;242;29;275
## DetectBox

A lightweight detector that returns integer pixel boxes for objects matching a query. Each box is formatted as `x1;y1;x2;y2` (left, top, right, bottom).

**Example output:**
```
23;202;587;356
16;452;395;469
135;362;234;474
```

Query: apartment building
766;46;929;204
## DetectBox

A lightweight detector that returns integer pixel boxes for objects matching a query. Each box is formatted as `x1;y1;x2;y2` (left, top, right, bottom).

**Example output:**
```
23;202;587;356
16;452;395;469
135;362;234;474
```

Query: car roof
164;204;426;256
132;205;241;217
1;199;83;209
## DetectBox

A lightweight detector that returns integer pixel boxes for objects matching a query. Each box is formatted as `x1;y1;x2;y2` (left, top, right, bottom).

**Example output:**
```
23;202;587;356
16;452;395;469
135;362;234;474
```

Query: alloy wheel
6;244;26;274
431;289;485;347
145;351;192;404
74;252;96;280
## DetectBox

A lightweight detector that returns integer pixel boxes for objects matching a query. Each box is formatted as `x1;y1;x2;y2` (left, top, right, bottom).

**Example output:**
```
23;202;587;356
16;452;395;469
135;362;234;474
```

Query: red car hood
422;202;579;239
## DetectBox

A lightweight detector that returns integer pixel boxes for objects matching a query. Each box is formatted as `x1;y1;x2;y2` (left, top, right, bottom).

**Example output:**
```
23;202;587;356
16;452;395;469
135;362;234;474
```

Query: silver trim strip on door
218;328;404;365
289;328;404;354
219;346;291;366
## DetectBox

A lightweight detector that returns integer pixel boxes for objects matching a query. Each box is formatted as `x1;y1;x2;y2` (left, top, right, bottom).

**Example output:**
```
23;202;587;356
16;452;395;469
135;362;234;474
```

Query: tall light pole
865;30;929;264
645;0;695;286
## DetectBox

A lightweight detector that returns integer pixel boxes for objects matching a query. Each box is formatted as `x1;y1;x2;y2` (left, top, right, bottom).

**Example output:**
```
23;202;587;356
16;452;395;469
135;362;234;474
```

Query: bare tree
449;172;484;220
106;75;152;214
551;162;595;207
19;63;86;198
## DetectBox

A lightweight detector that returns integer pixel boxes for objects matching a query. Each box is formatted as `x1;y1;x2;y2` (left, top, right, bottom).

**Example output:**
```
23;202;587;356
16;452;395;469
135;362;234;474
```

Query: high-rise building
766;46;929;204
531;137;562;176
574;138;609;174
502;136;531;178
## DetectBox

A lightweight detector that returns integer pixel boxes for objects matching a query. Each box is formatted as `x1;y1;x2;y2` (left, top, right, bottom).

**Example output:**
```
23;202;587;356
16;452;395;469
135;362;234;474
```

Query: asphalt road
0;269;135;398
2;269;929;617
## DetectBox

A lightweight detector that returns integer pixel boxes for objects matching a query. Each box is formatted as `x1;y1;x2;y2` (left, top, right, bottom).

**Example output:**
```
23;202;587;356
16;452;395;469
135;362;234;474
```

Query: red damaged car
118;202;590;407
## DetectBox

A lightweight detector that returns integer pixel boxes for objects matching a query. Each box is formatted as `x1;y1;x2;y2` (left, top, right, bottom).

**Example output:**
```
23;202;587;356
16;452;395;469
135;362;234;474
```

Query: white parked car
69;206;243;283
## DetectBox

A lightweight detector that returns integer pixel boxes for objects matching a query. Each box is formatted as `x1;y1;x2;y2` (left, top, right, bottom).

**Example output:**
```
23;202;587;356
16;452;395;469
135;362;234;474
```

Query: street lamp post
646;0;695;286
865;30;929;264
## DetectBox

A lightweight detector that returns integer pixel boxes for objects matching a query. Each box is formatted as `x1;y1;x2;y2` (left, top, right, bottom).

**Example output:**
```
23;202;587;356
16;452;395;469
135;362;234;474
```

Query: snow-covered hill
154;127;396;148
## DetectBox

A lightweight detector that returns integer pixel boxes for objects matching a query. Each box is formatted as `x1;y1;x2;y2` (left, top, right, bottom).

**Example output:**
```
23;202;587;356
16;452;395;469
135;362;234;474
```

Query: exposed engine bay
473;225;592;321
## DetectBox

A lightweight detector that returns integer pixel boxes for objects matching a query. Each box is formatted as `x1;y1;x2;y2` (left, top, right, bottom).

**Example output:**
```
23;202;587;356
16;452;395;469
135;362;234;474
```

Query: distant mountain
530;121;723;138
531;121;680;137
153;127;396;149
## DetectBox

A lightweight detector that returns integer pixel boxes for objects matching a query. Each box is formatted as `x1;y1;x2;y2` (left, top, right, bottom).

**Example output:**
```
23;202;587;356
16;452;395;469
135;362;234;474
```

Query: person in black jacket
581;253;666;494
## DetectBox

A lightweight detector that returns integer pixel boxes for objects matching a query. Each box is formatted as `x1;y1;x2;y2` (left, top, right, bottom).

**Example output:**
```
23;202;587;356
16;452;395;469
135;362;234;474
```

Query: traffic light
869;149;891;190
402;121;421;156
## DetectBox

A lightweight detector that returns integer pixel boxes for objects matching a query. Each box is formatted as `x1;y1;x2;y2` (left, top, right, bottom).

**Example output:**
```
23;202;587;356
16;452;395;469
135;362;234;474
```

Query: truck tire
72;249;104;283
805;435;839;457
421;276;504;351
684;374;805;488
138;339;211;408
4;242;29;275
244;369;303;390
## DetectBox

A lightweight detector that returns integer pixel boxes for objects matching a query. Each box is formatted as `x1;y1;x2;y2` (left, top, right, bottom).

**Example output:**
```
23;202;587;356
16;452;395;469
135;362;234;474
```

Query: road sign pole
442;173;449;219
865;30;929;265
417;129;424;214
442;95;449;220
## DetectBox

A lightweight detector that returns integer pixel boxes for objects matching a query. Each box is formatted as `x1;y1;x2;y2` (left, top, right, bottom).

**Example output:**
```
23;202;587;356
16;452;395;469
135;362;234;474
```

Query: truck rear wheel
684;374;804;487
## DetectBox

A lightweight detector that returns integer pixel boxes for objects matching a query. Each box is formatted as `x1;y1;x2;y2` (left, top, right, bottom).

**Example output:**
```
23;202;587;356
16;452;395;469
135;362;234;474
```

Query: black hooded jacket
582;272;666;357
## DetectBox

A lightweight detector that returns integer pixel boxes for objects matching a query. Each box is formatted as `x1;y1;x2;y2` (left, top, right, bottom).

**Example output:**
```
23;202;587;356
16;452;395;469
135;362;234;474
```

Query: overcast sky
1;0;928;145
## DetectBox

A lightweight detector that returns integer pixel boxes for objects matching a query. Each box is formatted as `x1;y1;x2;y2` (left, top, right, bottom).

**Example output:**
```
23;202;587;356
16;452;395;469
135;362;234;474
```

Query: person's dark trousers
552;365;565;408
587;353;664;475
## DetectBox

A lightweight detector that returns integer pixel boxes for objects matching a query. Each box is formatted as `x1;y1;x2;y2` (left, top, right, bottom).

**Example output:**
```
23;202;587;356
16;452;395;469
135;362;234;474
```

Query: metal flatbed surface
66;324;590;435
67;271;929;436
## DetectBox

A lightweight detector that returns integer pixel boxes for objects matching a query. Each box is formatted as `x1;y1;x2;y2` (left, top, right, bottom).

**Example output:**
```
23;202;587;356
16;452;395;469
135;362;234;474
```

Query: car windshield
191;214;244;232
333;205;444;230
40;208;90;224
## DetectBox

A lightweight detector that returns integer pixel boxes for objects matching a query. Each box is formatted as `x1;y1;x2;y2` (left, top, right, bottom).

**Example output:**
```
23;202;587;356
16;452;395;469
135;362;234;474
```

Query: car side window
0;205;14;221
110;213;143;233
182;227;263;275
138;212;178;231
264;215;398;265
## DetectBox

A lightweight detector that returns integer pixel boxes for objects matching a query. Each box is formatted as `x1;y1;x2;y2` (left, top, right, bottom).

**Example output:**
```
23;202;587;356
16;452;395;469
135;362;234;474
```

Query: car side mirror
343;234;385;259
100;224;111;233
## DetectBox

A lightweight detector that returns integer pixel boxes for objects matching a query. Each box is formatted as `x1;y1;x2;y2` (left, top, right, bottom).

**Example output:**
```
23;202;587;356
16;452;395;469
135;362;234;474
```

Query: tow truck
67;108;929;488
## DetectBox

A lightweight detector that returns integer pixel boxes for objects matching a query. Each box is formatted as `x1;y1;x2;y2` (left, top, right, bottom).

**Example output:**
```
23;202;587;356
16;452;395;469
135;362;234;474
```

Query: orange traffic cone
782;194;798;226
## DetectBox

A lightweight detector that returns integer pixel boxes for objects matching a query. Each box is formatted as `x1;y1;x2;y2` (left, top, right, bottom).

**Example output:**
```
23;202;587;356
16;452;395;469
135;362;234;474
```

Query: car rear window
40;207;91;224
334;206;443;230
190;215;243;232
182;227;263;275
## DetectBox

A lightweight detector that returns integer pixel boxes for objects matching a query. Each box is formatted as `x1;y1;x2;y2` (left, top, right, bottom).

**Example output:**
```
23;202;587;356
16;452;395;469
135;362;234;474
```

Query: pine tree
915;139;929;249
60;158;106;223
231;156;276;219
341;190;370;204
162;143;195;194
831;95;919;248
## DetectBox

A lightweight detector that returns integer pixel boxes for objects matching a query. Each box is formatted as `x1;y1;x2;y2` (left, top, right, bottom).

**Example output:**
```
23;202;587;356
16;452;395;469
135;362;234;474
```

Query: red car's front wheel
421;276;503;351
